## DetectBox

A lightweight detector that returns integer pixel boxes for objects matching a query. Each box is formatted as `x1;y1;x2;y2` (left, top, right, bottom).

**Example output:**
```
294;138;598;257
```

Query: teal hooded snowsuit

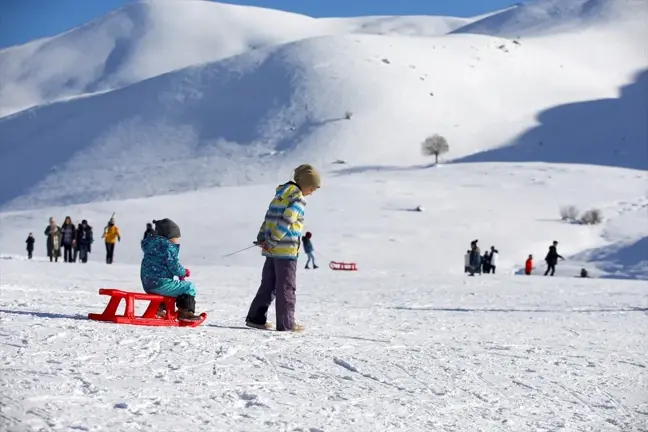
140;236;195;297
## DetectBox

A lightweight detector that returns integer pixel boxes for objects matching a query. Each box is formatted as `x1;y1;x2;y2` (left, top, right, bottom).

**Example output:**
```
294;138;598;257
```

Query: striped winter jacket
256;182;307;260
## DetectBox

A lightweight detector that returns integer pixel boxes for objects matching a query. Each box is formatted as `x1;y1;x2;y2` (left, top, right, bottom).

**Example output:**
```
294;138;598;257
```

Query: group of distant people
28;216;121;263
464;240;499;276
464;239;572;277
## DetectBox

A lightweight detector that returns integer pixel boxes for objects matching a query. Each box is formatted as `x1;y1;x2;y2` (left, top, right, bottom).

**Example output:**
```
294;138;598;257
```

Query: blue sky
0;0;516;49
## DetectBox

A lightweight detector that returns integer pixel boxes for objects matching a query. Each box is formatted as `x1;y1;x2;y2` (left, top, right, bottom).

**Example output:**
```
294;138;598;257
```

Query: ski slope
1;258;646;431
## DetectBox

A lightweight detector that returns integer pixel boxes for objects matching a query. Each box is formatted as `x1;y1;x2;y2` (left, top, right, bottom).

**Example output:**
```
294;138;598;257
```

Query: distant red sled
87;289;206;327
329;261;358;271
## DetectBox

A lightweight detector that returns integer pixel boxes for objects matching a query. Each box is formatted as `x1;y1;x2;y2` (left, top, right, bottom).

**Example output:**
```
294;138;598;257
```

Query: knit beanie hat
293;164;321;189
153;218;181;239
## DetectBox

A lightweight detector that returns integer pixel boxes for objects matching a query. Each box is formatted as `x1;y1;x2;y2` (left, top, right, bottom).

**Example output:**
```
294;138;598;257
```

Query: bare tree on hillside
559;205;579;222
580;208;603;225
421;134;449;164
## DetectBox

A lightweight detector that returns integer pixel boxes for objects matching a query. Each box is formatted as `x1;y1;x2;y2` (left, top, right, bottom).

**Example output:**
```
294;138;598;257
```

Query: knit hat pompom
293;164;321;189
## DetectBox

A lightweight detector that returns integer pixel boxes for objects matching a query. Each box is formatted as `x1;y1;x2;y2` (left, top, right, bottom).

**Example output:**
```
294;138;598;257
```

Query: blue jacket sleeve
165;244;186;277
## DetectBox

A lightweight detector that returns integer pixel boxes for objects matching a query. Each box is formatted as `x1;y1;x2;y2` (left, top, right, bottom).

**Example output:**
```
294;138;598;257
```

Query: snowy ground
1;163;646;279
1;258;646;431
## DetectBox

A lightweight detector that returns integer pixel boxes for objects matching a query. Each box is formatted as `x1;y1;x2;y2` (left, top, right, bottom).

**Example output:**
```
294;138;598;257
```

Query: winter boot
290;323;305;333
246;321;274;330
313;265;319;269
305;265;310;269
176;308;202;322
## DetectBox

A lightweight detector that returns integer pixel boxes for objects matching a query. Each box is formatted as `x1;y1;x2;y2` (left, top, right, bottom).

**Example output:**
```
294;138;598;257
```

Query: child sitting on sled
302;231;318;269
140;218;200;322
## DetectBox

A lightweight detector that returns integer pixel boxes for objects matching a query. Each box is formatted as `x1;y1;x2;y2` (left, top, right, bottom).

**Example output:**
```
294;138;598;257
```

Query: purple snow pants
246;257;297;331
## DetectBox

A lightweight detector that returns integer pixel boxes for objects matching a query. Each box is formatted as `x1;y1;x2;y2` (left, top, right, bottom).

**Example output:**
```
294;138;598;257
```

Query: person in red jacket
525;254;533;275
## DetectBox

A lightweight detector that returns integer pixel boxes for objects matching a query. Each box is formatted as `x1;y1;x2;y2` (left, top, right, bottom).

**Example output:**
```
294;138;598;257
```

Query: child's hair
305;232;312;239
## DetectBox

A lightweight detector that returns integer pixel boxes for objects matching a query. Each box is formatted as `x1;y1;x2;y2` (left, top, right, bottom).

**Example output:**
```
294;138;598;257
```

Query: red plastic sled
88;289;206;327
329;261;358;271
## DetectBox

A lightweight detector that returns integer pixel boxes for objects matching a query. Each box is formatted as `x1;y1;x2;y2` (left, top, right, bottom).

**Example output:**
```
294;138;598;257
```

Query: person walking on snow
44;217;62;262
489;246;499;274
140;219;200;322
302;231;318;269
246;164;321;332
544;240;564;276
468;240;481;276
26;233;35;259
464;250;471;273
525;254;533;275
102;218;121;264
60;216;76;263
76;220;94;263
482;251;491;274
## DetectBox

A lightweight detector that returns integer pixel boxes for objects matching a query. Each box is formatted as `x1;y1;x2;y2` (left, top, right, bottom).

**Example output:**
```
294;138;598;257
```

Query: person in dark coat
44;217;62;262
544;241;564;276
469;240;482;276
26;233;35;259
76;220;94;263
482;251;491;274
489;246;499;274
73;223;82;262
60;216;76;263
143;222;156;240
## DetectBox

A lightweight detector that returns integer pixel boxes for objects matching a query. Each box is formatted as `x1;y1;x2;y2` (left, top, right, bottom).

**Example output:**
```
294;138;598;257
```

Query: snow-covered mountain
0;0;646;278
1;2;647;428
1;0;646;211
0;1;474;117
453;0;648;37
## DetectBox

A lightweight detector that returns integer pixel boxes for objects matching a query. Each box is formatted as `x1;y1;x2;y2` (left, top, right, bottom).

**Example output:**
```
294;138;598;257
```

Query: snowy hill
453;0;648;37
1;1;648;429
1;15;646;210
0;0;472;117
1;162;647;279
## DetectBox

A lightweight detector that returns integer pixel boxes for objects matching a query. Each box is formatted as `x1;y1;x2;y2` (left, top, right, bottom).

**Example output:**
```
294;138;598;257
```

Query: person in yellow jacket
102;218;121;264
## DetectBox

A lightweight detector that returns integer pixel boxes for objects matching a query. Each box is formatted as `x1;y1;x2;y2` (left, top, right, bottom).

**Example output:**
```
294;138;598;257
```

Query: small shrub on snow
580;208;603;225
344;111;353;120
421;134;449;164
559;205;579;222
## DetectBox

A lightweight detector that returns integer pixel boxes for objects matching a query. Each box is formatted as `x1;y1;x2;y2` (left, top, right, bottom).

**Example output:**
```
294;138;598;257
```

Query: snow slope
0;0;472;117
453;0;648;37
1;257;646;431
1;163;646;279
1;11;646;210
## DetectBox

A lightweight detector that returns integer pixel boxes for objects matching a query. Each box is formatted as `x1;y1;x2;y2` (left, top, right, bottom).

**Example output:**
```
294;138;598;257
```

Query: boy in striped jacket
245;164;321;332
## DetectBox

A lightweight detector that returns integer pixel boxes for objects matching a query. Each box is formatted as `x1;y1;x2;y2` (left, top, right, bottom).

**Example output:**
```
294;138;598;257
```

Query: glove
184;268;191;278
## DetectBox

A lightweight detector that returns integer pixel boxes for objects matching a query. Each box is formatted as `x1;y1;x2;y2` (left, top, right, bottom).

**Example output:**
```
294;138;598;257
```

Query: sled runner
88;289;206;327
329;261;358;271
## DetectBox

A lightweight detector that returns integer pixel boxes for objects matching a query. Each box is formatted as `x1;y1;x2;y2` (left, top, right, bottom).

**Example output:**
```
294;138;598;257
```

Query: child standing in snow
246;164;321;332
140;219;200;322
525;254;533;275
26;233;35;259
302;232;318;269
